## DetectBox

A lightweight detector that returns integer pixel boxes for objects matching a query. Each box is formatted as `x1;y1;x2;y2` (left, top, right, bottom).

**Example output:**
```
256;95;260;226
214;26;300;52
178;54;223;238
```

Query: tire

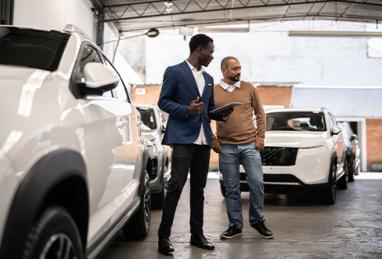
320;161;337;205
22;207;84;259
123;170;151;239
220;181;226;198
337;161;348;190
347;155;355;182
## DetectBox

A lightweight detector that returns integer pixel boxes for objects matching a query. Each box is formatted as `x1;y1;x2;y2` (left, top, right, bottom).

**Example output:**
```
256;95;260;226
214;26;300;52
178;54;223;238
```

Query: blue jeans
219;142;264;230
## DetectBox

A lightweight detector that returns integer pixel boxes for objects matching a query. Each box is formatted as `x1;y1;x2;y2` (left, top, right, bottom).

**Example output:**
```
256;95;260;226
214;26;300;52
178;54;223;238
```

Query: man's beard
229;74;240;82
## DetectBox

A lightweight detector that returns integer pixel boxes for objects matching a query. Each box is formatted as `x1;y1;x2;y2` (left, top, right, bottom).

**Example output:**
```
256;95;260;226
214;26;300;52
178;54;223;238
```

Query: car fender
0;149;88;259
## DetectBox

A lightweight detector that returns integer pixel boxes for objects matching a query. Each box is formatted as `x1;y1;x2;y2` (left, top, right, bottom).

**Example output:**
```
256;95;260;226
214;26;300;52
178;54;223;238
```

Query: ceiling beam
89;0;105;48
117;14;380;32
104;0;382;22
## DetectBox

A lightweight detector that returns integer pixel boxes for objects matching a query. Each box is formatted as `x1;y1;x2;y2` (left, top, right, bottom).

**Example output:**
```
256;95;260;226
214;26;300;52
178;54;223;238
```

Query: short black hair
189;34;213;53
221;56;238;70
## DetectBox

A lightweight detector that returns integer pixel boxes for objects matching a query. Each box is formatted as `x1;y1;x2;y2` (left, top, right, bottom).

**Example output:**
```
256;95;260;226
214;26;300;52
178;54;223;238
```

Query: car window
71;43;113;97
266;111;326;132
103;57;131;103
0;27;69;71
137;107;157;131
77;44;102;77
329;113;341;133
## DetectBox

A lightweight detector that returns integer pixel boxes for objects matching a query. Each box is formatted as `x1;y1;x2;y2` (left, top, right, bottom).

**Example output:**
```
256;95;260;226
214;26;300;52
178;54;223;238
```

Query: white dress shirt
220;79;241;92
186;60;208;145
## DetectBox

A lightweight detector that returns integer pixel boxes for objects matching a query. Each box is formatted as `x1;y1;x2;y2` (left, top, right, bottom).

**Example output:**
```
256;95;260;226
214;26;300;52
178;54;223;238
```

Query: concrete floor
100;175;382;259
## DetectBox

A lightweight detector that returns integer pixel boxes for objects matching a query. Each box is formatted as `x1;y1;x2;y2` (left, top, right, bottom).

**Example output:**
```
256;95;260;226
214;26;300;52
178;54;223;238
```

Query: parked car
136;104;172;209
219;108;348;204
0;25;152;259
339;121;361;180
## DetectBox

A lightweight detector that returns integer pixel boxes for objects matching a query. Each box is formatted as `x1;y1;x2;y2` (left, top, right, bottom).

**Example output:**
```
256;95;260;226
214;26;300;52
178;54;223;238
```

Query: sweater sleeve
251;85;266;139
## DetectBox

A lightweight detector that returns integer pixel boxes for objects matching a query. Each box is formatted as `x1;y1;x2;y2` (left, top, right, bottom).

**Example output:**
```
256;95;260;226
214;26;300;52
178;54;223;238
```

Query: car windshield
266;111;326;132
0;27;69;71
137;107;157;131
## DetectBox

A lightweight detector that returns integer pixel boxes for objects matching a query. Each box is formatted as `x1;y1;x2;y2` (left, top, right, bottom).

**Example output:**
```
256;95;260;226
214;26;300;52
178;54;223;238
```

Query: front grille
263;174;301;183
260;147;298;166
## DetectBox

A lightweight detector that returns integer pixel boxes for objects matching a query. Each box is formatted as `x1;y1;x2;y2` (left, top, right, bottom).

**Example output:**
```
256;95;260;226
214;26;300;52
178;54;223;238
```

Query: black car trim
0;149;87;259
86;199;141;259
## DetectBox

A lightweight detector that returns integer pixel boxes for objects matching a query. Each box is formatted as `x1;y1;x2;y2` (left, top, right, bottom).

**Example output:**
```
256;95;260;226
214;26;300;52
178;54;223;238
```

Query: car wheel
220;181;226;198
347;155;355;182
320;162;337;205
337;161;348;190
123;170;151;239
22;207;84;259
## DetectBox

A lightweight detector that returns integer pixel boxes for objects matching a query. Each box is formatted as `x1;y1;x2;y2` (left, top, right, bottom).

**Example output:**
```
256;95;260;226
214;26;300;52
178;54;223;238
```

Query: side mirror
83;62;119;92
140;123;152;132
331;127;341;135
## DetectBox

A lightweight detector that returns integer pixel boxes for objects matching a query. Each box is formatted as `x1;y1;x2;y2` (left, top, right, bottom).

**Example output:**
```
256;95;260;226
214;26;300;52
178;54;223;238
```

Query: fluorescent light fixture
198;27;249;33
289;30;382;37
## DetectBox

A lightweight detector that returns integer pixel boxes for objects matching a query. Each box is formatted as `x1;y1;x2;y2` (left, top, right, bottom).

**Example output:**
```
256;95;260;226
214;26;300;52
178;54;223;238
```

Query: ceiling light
198;27;250;33
288;30;382;37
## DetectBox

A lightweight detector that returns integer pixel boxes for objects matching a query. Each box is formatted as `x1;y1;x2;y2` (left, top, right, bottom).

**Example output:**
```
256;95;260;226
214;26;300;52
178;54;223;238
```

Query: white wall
145;21;382;85
13;0;97;42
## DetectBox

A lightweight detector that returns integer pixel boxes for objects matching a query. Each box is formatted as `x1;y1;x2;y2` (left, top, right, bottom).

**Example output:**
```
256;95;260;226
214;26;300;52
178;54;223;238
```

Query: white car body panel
0;26;147;258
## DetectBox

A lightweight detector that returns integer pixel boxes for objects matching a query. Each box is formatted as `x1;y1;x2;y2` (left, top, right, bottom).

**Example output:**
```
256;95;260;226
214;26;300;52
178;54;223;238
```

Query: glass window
0;27;69;71
266;111;326;132
329;113;341;133
137;107;157;130
103;57;131;103
77;44;102;77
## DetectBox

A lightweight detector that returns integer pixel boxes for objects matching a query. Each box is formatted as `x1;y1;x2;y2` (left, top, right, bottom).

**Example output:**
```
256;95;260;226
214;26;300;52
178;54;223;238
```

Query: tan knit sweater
214;81;265;144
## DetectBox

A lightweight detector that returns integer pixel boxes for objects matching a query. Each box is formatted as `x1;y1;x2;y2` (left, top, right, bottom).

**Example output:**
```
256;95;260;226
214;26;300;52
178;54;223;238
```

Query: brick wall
131;85;161;105
366;119;382;171
257;85;292;107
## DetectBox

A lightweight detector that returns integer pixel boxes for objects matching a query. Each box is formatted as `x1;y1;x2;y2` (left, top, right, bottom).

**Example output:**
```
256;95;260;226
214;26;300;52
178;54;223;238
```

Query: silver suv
0;25;151;259
136;104;172;209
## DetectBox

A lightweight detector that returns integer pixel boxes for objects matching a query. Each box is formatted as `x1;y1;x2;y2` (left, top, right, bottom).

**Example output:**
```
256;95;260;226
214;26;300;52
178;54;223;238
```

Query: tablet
209;102;242;114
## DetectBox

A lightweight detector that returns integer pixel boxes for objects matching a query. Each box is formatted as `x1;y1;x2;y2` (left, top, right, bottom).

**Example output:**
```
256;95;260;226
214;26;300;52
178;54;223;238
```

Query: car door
68;43;143;246
328;112;345;175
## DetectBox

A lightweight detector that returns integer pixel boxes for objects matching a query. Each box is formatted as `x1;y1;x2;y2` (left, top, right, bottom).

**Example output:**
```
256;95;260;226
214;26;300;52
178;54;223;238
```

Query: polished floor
100;174;382;259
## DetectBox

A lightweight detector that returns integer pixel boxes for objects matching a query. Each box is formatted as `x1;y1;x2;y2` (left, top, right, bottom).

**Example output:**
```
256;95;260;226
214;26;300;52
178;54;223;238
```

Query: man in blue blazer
157;34;230;255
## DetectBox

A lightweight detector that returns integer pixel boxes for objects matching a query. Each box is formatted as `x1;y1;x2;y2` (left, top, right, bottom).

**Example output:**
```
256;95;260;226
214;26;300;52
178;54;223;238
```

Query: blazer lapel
181;61;201;97
201;72;211;98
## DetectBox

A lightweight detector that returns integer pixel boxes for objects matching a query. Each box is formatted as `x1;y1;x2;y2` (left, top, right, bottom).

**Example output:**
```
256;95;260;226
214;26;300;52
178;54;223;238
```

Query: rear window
266;111;326;132
0;27;69;71
137;107;157;131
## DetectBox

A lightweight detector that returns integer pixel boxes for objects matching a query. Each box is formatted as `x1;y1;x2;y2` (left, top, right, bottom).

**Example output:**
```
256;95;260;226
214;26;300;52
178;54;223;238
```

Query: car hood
265;131;327;148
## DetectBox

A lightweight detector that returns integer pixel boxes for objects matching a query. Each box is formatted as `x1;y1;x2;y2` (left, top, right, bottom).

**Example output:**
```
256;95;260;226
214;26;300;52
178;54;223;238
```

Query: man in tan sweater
213;56;273;239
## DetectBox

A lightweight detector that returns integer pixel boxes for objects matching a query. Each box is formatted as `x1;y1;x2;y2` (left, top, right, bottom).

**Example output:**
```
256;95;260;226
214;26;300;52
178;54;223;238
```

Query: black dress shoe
158;237;174;255
190;234;215;250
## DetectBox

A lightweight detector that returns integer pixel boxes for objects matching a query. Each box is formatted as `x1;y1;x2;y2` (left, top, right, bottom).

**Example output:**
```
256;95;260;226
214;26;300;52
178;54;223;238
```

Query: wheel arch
0;148;88;259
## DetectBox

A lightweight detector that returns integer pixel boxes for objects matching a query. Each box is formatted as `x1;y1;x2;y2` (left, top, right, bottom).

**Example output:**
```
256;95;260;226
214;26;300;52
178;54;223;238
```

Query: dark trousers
158;144;210;238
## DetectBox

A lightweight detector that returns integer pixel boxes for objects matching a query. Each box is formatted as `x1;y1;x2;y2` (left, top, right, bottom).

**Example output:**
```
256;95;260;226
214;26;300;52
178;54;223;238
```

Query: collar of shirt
220;79;240;91
186;60;204;74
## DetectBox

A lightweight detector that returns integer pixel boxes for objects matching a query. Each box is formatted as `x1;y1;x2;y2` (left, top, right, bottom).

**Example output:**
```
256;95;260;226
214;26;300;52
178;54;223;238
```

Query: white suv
219;108;348;204
0;26;152;259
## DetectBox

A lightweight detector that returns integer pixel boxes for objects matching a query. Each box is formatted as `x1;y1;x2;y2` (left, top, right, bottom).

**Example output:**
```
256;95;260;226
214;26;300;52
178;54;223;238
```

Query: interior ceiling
100;0;382;32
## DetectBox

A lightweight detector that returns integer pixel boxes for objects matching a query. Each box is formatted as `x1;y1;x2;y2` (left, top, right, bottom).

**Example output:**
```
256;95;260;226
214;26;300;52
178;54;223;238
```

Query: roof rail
63;24;90;39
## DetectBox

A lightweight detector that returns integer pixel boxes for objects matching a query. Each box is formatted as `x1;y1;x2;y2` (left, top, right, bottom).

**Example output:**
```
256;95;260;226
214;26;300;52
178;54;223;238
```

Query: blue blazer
158;61;223;147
